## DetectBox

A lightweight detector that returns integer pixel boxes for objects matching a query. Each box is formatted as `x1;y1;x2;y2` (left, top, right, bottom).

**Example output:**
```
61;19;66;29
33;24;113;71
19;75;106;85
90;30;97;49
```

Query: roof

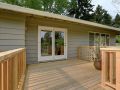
0;2;120;31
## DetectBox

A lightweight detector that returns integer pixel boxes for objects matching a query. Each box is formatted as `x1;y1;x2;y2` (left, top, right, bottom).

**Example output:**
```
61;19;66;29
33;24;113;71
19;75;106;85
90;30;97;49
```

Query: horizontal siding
68;29;89;58
25;24;38;64
0;45;24;51
0;19;25;29
25;17;117;64
0;40;24;45
0;34;24;39
0;15;25;51
0;27;25;34
68;28;117;59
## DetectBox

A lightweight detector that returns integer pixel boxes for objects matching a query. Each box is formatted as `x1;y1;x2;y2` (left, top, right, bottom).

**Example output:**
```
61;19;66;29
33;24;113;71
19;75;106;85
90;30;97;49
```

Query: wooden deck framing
24;60;104;90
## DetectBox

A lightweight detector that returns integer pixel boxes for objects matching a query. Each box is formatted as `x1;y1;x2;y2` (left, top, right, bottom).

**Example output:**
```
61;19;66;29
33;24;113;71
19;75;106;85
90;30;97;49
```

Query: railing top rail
78;46;96;48
0;48;25;62
100;47;120;51
78;46;119;48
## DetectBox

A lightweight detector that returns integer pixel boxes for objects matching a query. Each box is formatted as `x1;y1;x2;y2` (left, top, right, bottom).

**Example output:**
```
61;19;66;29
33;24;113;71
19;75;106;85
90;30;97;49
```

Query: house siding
67;28;117;59
25;24;38;64
68;29;89;59
0;14;25;51
25;18;117;64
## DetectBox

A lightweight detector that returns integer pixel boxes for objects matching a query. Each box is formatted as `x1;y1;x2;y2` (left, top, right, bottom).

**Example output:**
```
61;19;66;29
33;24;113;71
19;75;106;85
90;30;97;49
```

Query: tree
92;5;105;23
24;0;43;10
67;0;77;17
113;14;120;28
102;11;112;26
0;0;23;5
53;0;69;14
92;5;112;26
1;0;69;14
116;35;120;43
68;0;94;21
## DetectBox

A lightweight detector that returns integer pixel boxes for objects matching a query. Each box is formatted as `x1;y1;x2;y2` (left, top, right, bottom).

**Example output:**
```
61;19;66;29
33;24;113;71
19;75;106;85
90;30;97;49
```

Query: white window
89;32;110;46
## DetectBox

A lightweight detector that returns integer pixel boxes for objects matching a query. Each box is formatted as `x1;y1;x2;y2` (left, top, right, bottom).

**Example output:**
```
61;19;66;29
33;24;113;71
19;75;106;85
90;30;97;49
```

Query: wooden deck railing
78;46;103;61
101;47;120;90
77;46;114;61
0;48;26;90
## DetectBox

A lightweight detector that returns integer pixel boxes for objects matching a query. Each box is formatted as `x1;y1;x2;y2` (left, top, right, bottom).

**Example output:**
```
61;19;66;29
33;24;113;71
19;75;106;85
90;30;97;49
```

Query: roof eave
0;2;120;31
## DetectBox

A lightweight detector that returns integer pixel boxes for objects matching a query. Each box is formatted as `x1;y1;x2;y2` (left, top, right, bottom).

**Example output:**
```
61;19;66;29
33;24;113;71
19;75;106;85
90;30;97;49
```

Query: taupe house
1;2;120;90
0;2;120;64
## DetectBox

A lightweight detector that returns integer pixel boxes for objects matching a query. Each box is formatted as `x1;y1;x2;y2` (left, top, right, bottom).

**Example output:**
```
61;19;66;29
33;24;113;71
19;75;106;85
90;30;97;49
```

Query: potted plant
55;38;64;55
93;44;101;70
93;38;102;70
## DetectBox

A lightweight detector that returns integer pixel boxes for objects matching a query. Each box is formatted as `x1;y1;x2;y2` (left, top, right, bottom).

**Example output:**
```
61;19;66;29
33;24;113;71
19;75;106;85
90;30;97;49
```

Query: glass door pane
94;33;100;46
89;33;94;46
55;31;64;55
106;35;110;46
41;30;52;56
101;34;106;46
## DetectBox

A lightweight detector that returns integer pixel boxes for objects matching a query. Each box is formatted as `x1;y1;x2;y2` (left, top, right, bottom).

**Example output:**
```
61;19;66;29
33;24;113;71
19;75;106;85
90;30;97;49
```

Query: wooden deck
24;60;104;90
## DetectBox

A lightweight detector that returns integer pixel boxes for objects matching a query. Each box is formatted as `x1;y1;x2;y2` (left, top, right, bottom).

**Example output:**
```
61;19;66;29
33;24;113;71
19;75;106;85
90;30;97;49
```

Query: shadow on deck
24;59;104;90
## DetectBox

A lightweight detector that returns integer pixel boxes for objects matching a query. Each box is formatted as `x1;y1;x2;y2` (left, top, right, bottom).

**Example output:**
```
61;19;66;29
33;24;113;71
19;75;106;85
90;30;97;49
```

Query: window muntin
89;33;94;46
89;32;110;46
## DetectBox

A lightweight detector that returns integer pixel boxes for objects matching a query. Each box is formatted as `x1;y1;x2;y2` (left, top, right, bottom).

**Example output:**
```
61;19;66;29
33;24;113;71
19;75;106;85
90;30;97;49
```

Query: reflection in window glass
94;33;100;46
55;31;64;55
89;32;110;46
89;33;94;46
41;30;52;56
106;35;110;46
101;34;106;46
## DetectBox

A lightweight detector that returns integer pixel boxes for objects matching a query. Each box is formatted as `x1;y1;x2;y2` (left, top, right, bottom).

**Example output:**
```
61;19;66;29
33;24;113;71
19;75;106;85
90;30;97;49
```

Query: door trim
38;26;67;62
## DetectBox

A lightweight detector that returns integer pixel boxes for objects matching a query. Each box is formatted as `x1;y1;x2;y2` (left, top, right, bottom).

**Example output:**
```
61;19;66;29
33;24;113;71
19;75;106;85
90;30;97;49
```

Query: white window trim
38;26;68;62
89;32;110;46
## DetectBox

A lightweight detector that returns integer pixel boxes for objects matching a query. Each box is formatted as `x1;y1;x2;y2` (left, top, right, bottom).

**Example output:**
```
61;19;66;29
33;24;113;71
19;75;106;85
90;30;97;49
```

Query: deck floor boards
24;60;105;90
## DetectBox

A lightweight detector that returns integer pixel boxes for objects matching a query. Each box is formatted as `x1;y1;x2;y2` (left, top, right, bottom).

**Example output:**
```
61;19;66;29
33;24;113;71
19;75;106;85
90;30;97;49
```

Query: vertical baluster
109;52;114;84
113;52;116;84
8;59;12;90
12;55;18;90
105;52;109;82
78;48;80;59
1;62;3;90
0;63;1;90
1;61;7;90
20;52;22;80
116;52;120;90
24;49;26;74
101;51;106;86
6;60;9;90
18;53;20;83
20;52;22;83
17;53;20;82
11;59;13;90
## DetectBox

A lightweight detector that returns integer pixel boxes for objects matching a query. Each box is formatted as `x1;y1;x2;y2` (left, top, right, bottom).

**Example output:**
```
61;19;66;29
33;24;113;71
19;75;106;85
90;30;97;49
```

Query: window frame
89;32;110;46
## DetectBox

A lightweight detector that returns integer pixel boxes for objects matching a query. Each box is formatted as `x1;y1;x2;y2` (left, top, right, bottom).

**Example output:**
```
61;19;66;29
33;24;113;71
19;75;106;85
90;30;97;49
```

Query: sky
91;0;120;18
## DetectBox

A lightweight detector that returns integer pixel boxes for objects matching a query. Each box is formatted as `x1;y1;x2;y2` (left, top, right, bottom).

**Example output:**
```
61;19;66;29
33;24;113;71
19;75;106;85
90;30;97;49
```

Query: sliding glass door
38;26;67;61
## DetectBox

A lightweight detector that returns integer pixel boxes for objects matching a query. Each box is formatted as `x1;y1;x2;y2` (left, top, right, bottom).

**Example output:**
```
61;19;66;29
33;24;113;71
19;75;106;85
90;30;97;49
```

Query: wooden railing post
109;52;114;84
101;50;105;86
2;61;8;90
8;59;12;90
12;55;18;90
78;47;80;59
0;48;26;90
116;52;120;90
0;63;1;90
101;47;120;90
